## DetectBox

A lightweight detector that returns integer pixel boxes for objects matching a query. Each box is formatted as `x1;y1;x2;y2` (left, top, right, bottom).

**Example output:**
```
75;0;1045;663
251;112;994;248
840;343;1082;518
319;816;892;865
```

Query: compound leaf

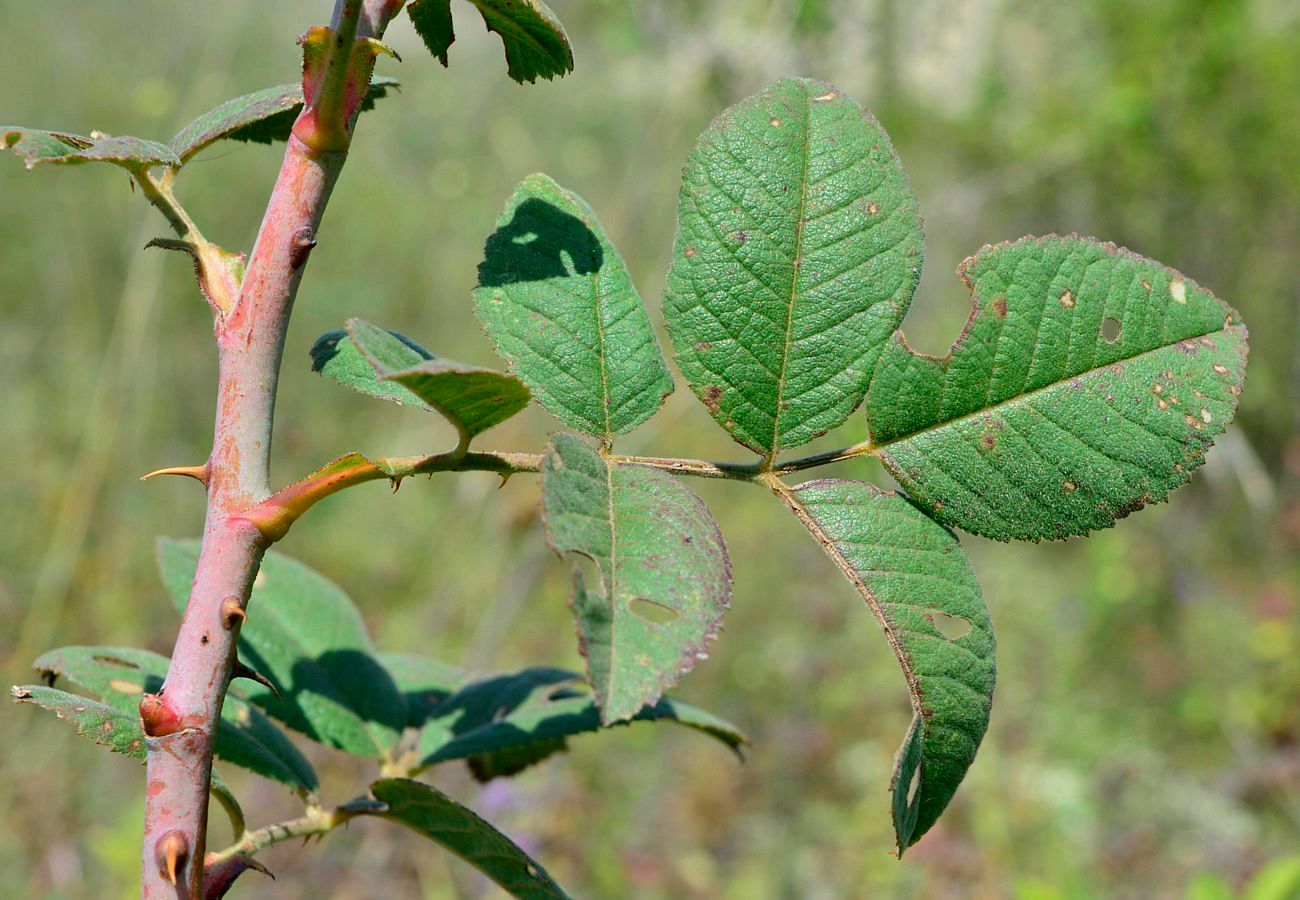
475;174;673;440
663;77;923;460
2;127;179;171
32;645;318;795
416;667;745;778
776;478;995;854
408;0;573;83
157;539;406;758
541;434;731;724
866;235;1249;541
373;778;571;898
169;77;400;163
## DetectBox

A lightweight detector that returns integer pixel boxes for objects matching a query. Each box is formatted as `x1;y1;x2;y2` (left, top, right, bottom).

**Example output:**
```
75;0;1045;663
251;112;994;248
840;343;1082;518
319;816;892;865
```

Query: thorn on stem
289;227;317;270
140;463;210;486
139;692;183;737
220;596;247;630
231;660;280;699
203;852;273;899
156;830;189;886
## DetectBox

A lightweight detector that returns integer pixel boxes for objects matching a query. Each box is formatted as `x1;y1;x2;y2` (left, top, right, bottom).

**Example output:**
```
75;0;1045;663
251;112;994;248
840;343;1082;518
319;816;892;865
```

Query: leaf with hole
407;0;573;83
157;539;406;758
541;434;731;724
865;235;1249;541
475;174;674;440
373;777;570;898
663;77;923;459
32;645;318;795
2;128;179;171
776;479;995;854
415;666;746;778
169;76;400;163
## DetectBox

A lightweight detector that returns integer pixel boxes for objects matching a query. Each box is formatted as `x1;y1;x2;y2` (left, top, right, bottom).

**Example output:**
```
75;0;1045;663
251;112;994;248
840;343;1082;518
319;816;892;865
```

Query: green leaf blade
169;77;400;163
310;322;434;409
663;77;924;459
372;777;571;899
408;0;573;83
778;479;995;854
32;645;319;795
158;539;406;758
541;435;731;724
866;235;1249;541
475;174;673;440
3;127;179;171
11;685;148;759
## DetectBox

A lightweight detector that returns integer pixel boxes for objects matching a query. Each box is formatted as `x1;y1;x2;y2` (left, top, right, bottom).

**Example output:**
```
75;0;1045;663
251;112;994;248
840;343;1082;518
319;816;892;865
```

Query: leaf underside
31;645;318;794
416;667;746;777
407;0;573;83
866;235;1249;541
541;434;732;724
169;76;399;163
663;76;924;459
11;684;147;758
372;777;571;899
778;479;995;853
157;539;407;758
475;174;674;440
1;127;179;171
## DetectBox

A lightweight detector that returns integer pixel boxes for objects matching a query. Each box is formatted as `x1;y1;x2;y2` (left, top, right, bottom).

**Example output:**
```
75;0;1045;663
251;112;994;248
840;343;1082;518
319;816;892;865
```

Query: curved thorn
140;463;210;485
231;660;280;699
155;830;189;886
220;596;247;630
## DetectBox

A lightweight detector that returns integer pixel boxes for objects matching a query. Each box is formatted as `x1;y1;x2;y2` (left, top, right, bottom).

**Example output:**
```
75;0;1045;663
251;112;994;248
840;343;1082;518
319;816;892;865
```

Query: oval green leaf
475;174;674;440
777;478;995;854
541;434;731;724
663;77;924;460
372;777;571;899
2;127;179;171
866;235;1249;541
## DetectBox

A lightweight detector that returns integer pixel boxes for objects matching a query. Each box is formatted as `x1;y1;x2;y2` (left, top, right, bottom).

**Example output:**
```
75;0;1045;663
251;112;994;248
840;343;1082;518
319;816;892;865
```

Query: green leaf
2;127;179;171
169;77;400;163
347;318;532;440
372;777;571;899
416;667;746;777
663;77;923;460
541;434;731;724
408;0;573;83
776;479;995;854
11;685;147;759
32;645;318;795
12;683;248;830
157;539;406;758
475;174;674;440
865;235;1249;541
377;651;466;730
310;323;434;409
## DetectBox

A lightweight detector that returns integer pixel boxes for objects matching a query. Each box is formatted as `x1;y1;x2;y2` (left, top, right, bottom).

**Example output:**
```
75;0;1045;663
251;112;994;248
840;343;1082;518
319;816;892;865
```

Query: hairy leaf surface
541;434;731;724
11;685;147;759
663;77;923;459
158;539;406;758
866;235;1249;540
777;479;995;853
32;645;318;794
416;667;746;776
372;778;571;898
2;127;179;170
169;77;399;162
408;0;573;83
475;174;673;440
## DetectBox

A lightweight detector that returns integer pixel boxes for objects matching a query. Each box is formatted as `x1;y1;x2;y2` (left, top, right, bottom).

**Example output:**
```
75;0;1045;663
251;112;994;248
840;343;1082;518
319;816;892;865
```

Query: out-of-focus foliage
0;0;1295;897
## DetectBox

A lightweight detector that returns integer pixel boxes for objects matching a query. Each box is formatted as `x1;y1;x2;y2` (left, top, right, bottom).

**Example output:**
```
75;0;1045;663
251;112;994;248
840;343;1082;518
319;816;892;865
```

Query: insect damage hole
927;611;973;640
1100;317;1122;344
628;597;680;625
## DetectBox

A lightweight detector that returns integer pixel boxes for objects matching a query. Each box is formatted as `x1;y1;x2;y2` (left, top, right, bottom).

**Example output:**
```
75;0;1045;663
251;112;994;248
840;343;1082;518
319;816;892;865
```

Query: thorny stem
140;1;402;897
206;797;388;868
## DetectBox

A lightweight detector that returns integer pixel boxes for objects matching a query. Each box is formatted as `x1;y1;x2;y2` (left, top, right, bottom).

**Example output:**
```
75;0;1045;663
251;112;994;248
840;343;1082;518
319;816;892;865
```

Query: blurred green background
2;1;1298;897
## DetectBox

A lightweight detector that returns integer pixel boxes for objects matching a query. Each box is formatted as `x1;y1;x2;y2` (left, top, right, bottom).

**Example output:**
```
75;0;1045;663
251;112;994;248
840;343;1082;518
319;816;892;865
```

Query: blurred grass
1;0;1298;897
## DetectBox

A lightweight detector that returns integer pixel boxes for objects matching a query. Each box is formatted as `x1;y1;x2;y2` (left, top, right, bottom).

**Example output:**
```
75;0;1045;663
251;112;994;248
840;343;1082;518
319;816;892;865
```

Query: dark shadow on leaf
478;198;603;287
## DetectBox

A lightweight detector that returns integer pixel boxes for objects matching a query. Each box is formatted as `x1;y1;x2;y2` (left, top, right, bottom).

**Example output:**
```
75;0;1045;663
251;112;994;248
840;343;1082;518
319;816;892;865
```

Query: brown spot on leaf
1059;290;1076;308
704;385;723;413
991;297;1008;318
1063;480;1078;493
1170;279;1187;304
769;116;782;127
684;246;697;258
1212;363;1228;375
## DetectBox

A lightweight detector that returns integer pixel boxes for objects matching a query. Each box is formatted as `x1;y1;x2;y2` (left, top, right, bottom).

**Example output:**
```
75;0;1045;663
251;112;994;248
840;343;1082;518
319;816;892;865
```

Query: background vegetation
1;1;1297;896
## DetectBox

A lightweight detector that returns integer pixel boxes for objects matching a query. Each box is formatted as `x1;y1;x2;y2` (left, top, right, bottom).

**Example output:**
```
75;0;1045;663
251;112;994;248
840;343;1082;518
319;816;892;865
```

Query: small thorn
231;660;280;699
156;830;189;886
498;472;513;490
220;596;247;630
203;853;273;898
140;463;210;485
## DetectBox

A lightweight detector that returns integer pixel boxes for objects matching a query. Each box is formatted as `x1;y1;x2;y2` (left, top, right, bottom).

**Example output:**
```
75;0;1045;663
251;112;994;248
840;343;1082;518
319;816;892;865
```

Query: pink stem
140;3;402;896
